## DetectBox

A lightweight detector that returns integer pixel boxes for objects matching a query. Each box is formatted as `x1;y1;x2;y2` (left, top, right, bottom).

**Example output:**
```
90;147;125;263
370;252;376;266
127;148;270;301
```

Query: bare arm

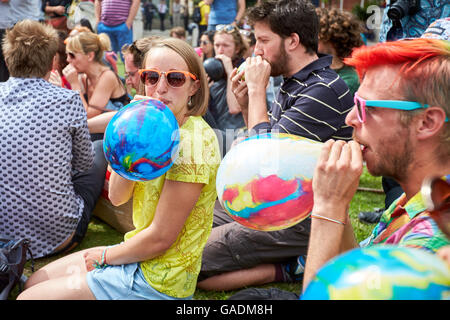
215;54;242;115
245;56;271;130
108;169;136;206
302;140;362;291
87;111;117;134
94;0;102;25
230;67;249;127
126;0;141;29
104;179;204;264
234;0;246;24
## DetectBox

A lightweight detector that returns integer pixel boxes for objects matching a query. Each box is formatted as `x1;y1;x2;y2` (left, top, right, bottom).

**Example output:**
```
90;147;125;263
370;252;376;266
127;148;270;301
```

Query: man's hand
215;54;234;76
312;140;363;220
230;67;248;111
244;55;271;94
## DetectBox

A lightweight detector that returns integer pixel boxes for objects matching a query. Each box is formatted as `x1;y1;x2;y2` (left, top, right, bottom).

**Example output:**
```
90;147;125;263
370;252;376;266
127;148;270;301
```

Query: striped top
253;54;354;142
100;0;132;26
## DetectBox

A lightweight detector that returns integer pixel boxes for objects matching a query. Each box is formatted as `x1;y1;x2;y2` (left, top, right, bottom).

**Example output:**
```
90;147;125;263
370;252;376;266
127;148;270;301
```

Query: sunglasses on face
67;52;76;59
216;24;238;33
353;92;443;123
421;176;450;238
200;40;210;45
139;69;197;88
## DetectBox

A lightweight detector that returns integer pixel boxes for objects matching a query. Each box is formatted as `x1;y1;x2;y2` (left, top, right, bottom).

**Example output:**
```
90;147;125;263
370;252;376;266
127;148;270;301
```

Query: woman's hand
63;64;81;90
83;248;104;272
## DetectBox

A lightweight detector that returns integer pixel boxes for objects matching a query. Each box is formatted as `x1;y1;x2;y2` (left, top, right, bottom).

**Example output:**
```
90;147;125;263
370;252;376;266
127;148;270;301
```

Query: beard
364;127;414;183
267;44;289;77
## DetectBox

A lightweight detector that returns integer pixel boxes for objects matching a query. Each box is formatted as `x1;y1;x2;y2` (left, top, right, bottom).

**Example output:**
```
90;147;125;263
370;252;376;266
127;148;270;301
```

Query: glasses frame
138;69;197;88
67;51;76;59
354;92;430;123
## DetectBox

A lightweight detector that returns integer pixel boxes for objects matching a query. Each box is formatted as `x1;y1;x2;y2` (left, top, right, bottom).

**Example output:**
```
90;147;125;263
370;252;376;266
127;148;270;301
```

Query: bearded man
197;0;355;291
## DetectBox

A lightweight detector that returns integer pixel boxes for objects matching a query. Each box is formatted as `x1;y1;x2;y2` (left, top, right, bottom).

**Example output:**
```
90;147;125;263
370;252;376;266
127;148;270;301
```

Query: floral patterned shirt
124;116;221;298
365;187;450;253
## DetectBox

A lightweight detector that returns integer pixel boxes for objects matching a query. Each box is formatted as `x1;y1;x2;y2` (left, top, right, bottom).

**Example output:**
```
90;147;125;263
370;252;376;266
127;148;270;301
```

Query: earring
188;96;193;107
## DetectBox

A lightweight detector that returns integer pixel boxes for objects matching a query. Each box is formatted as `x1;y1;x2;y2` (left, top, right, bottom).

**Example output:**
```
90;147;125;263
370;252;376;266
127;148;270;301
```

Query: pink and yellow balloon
216;133;322;231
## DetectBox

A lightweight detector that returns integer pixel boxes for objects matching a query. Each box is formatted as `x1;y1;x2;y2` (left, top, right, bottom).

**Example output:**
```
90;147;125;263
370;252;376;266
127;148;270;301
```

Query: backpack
0;236;34;300
192;5;202;24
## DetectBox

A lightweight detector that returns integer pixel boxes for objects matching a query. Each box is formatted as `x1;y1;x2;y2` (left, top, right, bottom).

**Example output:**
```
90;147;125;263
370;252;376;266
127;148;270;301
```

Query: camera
387;0;421;22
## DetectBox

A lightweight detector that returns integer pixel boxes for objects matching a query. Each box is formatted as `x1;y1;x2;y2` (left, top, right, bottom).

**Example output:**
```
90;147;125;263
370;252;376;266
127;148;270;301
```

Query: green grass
10;61;384;300
11;167;384;300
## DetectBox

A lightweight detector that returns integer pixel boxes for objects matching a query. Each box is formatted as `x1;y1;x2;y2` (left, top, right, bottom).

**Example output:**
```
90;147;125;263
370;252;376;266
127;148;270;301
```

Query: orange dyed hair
345;38;450;152
345;38;449;112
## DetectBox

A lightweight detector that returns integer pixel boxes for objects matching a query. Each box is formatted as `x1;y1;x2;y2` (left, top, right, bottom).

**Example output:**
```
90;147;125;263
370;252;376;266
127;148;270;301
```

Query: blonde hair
3;19;59;78
145;38;209;116
66;30;111;63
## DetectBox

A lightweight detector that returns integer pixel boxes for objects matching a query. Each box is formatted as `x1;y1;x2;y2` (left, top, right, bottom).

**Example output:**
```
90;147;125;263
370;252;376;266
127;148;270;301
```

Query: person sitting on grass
303;38;450;291
18;38;221;300
63;28;130;141
0;20;103;260
228;37;450;300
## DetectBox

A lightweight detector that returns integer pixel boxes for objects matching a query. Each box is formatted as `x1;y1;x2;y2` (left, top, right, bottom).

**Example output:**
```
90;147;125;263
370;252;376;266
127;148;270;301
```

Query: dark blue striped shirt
253;54;354;142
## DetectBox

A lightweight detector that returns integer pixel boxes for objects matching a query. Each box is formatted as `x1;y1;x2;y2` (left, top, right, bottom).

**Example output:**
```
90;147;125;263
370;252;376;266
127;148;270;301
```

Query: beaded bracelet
311;213;346;226
93;248;109;269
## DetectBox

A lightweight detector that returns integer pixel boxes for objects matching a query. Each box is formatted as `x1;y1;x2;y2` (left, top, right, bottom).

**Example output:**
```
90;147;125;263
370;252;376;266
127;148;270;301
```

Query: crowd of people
0;0;448;301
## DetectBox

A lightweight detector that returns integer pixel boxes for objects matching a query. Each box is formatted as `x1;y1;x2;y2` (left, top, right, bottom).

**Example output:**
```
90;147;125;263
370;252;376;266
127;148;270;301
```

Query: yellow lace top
124;116;221;298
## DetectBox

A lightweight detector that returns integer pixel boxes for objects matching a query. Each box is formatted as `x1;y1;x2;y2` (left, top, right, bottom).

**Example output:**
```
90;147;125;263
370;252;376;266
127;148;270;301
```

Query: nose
345;105;360;128
125;76;133;85
155;73;169;93
215;46;224;54
253;42;263;56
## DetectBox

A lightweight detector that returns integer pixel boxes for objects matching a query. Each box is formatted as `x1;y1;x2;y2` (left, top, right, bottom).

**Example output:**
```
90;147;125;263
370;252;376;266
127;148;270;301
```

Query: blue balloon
103;98;180;181
301;246;450;300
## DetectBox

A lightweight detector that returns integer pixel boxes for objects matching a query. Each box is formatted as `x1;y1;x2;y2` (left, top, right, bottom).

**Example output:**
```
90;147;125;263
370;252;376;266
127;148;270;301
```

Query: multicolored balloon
103;98;180;181
216;133;322;231
301;246;450;300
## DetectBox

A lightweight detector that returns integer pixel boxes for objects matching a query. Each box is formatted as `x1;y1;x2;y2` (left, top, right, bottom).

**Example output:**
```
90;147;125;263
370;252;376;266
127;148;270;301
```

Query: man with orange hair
302;38;450;291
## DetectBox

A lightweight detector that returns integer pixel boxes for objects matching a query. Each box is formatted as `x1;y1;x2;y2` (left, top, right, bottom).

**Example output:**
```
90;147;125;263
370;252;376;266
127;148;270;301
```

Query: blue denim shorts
86;262;193;300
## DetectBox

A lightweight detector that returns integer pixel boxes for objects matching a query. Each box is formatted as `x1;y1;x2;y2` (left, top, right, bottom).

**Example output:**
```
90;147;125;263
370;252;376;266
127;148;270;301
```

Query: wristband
311;213;346;226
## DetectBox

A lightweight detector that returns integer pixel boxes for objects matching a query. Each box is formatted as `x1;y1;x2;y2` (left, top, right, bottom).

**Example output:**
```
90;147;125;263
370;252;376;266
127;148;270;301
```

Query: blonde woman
64;30;130;120
19;38;221;300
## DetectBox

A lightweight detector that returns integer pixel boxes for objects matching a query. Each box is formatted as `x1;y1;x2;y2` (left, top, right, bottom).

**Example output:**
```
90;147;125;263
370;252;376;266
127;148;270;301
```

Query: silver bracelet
310;213;346;226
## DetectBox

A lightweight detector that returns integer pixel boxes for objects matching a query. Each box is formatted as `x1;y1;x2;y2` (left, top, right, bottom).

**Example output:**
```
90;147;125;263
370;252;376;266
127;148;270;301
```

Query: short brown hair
145;38;209;116
3;20;59;78
246;0;318;55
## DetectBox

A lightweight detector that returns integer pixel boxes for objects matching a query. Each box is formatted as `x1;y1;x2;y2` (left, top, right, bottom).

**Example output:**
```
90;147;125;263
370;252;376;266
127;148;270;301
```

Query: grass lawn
9;60;385;300
12;167;384;300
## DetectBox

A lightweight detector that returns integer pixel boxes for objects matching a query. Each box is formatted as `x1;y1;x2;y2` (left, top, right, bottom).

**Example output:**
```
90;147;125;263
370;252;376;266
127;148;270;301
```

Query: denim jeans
97;22;133;61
